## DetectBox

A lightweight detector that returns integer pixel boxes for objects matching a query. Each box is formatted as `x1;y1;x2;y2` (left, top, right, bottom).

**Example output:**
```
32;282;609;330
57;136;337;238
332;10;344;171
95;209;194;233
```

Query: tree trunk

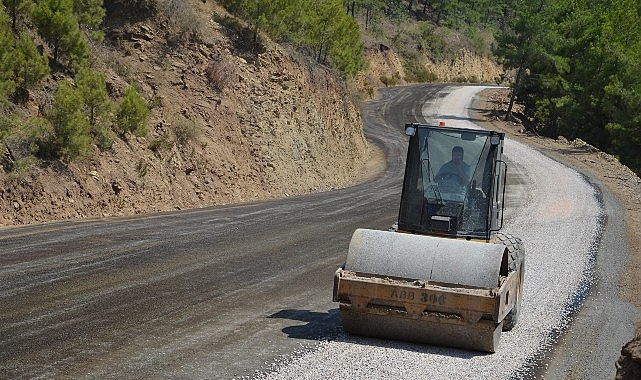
365;7;371;30
90;106;95;126
505;63;524;122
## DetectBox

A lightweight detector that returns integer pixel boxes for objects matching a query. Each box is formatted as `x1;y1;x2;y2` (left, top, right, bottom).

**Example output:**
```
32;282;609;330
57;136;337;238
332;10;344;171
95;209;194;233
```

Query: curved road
0;85;633;379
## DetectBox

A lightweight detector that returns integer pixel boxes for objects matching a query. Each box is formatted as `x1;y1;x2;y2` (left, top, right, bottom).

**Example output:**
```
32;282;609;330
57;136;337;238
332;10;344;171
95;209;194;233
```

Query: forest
1;0;640;174
221;0;641;175
495;0;641;175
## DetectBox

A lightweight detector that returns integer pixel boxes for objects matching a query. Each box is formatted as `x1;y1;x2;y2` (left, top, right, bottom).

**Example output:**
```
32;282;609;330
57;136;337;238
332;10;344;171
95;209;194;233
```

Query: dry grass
205;56;238;91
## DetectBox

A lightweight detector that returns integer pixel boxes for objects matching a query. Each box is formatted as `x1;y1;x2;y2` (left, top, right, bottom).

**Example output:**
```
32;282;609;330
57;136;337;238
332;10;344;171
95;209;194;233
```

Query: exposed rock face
0;2;370;225
424;50;503;83
616;336;641;380
1;0;504;227
357;45;503;92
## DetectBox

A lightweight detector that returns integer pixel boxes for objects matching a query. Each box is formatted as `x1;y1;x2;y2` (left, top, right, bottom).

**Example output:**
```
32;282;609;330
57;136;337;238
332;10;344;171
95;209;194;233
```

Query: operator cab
398;123;506;240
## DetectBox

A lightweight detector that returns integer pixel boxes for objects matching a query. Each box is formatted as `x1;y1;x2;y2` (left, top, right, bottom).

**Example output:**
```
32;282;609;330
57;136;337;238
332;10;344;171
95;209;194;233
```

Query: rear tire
492;232;525;331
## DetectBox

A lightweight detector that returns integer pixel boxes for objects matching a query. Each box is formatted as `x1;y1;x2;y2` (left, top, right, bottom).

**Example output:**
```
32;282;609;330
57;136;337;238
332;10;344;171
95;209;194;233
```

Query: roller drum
345;228;506;288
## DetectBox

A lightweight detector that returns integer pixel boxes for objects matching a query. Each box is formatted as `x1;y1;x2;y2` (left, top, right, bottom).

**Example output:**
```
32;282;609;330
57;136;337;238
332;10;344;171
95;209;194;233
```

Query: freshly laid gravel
253;86;601;379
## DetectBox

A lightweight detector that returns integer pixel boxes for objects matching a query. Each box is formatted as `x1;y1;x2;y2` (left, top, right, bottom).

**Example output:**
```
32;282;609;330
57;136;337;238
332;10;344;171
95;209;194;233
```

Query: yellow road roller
333;123;525;352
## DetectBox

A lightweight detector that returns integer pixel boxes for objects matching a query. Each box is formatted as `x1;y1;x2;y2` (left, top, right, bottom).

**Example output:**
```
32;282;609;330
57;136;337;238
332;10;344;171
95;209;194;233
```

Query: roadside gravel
251;86;606;379
472;88;640;378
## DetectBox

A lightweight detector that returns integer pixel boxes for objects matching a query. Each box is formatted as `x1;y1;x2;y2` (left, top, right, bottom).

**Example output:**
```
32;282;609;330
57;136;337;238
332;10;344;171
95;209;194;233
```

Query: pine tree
74;0;105;43
496;0;641;174
494;0;551;123
3;0;30;31
75;66;110;127
329;13;365;78
0;11;16;104
76;66;114;149
116;84;150;138
73;0;105;30
600;0;641;173
48;80;92;160
32;0;89;66
10;32;50;94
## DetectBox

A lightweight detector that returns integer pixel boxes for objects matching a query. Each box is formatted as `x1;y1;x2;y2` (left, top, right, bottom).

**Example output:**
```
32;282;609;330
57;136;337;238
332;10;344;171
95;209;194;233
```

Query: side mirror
404;124;416;136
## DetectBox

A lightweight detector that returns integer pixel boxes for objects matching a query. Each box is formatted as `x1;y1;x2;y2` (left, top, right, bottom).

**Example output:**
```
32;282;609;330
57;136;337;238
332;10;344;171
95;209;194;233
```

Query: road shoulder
470;87;641;376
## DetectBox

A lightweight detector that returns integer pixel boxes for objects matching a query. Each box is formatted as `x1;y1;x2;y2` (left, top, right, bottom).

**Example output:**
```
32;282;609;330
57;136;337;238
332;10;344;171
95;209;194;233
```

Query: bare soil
1;1;373;225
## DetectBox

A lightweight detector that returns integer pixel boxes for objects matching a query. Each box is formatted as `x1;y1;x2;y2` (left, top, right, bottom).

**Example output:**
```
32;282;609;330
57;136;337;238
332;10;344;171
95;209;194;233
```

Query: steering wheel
434;172;465;185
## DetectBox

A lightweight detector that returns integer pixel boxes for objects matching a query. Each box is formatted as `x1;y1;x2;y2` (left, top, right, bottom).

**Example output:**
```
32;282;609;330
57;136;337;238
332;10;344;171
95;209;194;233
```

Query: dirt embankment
1;0;504;227
1;1;374;225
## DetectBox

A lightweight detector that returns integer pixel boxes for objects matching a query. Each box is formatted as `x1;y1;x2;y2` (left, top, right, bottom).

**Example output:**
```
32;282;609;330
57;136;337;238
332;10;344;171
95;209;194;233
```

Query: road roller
333;123;525;352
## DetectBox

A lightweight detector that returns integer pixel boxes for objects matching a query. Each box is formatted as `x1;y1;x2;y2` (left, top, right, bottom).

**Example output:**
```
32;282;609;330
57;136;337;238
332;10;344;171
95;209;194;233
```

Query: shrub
403;58;437;83
115;84;150;137
0;115;41;173
136;158;148;177
148;132;173;155
47;80;92;160
173;116;198;147
380;72;400;87
157;0;202;43
205;57;238;91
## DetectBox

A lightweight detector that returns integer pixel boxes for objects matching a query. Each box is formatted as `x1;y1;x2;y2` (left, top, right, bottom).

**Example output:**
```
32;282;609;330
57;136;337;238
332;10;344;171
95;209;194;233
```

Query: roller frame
333;268;520;352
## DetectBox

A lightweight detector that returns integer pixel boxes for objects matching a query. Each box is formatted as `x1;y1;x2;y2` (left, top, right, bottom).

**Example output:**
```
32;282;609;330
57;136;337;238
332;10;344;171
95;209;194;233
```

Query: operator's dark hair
452;146;464;154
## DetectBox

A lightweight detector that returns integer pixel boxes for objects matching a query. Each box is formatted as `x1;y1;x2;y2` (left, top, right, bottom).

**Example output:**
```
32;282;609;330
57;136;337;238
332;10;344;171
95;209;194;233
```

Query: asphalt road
1;84;634;379
0;85;445;379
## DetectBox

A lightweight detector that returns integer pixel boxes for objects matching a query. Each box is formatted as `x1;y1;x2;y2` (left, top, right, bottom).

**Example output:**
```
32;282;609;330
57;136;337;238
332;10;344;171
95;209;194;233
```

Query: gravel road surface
257;86;610;379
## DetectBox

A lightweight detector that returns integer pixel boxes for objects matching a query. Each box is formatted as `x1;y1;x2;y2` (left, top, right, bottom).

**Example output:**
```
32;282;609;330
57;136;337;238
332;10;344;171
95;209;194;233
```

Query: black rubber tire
492;232;525;331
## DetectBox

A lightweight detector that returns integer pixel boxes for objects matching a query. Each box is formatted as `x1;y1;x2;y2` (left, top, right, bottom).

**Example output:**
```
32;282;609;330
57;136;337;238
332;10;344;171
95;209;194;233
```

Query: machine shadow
268;308;343;340
268;308;486;359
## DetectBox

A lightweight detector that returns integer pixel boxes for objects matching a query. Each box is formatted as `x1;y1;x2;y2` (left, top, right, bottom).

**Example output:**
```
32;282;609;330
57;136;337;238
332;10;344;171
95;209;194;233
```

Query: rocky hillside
0;1;502;226
359;44;503;92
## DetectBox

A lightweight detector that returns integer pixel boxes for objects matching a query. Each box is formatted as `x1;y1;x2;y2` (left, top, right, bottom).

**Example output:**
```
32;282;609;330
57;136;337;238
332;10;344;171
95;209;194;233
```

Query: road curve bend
0;85;628;380
258;85;603;380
